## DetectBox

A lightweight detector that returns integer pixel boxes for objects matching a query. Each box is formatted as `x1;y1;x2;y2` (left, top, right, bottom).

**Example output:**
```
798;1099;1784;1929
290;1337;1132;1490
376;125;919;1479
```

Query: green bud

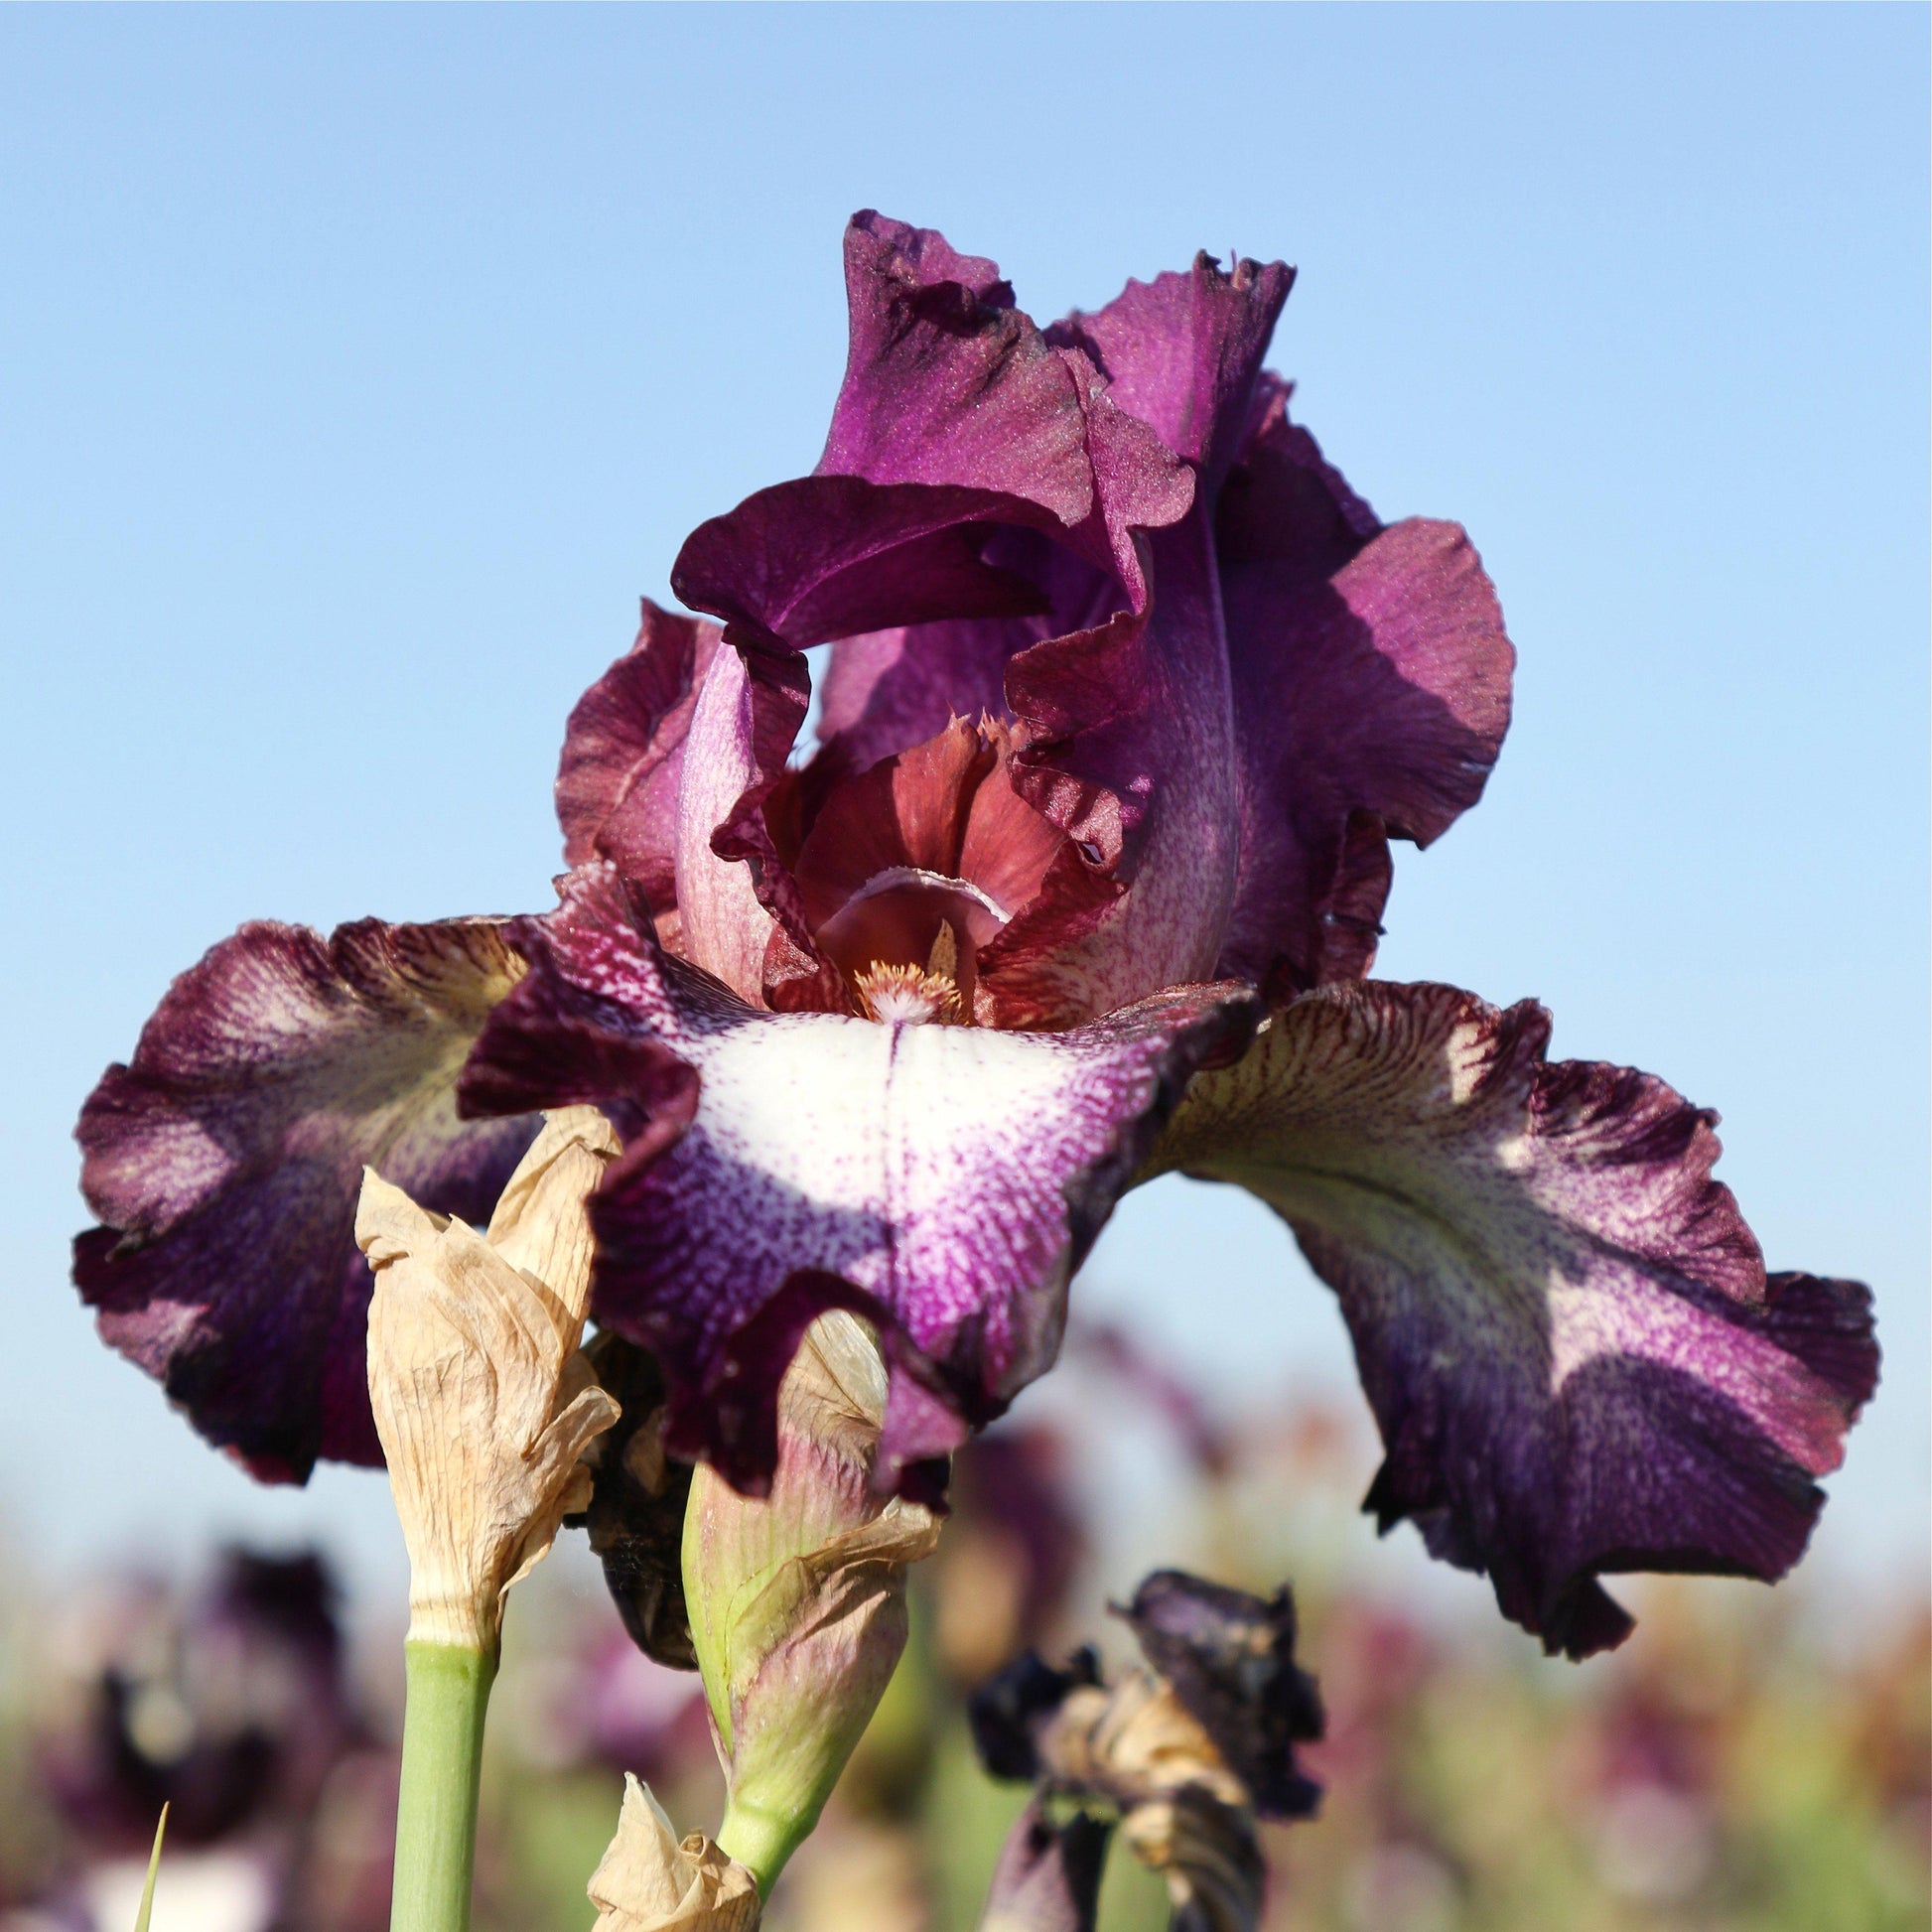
682;1312;941;1892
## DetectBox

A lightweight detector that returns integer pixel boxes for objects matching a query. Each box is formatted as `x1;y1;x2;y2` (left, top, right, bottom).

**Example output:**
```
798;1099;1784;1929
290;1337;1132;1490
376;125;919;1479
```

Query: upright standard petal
73;918;539;1480
1047;251;1296;489
1141;982;1877;1658
1212;391;1514;995
558;600;723;931
458;866;1258;1490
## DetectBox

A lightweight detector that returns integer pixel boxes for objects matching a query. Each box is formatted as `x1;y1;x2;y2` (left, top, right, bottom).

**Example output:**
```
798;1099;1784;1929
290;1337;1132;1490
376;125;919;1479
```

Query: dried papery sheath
588;1774;759;1932
685;1311;942;1891
357;1105;621;1652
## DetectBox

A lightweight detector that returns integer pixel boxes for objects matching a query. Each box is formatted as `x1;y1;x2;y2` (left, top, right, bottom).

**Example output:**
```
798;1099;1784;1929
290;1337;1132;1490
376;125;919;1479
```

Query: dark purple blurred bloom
1116;1571;1323;1822
73;212;1874;1656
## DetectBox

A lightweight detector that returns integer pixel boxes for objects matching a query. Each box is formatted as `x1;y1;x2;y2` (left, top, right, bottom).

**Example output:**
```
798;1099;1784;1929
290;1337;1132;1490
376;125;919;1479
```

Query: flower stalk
389;1641;495;1932
358;1105;621;1932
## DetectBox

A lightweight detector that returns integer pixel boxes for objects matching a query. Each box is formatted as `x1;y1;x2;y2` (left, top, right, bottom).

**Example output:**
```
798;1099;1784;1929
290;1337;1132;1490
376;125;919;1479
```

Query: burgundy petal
670;638;846;1012
458;865;1259;1492
73;919;539;1481
1213;394;1514;996
1048;251;1297;488
556;599;722;925
1143;982;1878;1658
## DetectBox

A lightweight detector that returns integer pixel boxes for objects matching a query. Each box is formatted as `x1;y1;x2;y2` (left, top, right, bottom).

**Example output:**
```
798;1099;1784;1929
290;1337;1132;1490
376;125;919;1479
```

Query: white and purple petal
458;866;1259;1491
73;918;539;1480
1142;982;1877;1657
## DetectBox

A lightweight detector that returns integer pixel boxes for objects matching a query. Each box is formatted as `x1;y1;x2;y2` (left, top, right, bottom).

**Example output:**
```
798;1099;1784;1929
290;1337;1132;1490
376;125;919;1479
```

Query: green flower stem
390;1639;497;1932
716;1794;811;1899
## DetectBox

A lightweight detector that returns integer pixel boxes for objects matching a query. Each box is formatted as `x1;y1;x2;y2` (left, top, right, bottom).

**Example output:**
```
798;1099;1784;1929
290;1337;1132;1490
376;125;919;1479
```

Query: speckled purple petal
1144;982;1878;1658
73;919;539;1480
457;865;1258;1491
556;599;722;926
1213;392;1514;996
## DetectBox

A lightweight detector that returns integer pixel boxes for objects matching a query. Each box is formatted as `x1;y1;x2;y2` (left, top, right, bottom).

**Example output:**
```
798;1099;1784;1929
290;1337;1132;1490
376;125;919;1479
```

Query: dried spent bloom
74;210;1875;1663
973;1572;1321;1932
587;1774;759;1932
1115;1572;1323;1821
684;1311;941;1889
356;1106;621;1652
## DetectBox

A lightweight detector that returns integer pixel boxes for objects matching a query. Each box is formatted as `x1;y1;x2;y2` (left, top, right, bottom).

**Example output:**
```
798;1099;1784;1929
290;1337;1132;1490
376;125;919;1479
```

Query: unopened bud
357;1106;621;1652
684;1312;941;1891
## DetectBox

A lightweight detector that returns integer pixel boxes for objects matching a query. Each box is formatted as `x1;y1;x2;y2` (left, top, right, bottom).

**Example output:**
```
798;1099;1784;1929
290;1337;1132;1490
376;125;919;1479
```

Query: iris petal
1213;395;1514;995
458;866;1259;1492
73;918;539;1480
556;598;723;931
1142;981;1877;1657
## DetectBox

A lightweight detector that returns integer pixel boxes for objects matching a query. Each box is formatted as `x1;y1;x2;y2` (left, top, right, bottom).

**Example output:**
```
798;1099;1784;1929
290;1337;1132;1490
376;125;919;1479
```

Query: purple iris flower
73;212;1877;1659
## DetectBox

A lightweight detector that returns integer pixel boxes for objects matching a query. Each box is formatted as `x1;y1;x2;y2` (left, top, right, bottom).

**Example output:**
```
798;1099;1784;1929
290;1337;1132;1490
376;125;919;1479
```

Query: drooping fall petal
1141;983;1878;1657
457;865;1259;1489
73;918;539;1480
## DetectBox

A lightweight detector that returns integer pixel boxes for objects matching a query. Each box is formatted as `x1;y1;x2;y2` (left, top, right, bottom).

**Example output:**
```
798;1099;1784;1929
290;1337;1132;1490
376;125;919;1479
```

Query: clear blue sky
3;6;1924;1618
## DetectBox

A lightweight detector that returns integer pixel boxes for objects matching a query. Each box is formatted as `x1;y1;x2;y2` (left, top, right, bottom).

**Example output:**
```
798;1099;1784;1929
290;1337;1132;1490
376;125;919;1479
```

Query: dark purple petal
556;599;722;923
1213;398;1514;996
572;1331;697;1670
74;919;539;1481
458;865;1259;1491
969;1647;1103;1783
1048;252;1296;489
1114;1571;1322;1821
979;1797;1111;1932
1144;982;1878;1659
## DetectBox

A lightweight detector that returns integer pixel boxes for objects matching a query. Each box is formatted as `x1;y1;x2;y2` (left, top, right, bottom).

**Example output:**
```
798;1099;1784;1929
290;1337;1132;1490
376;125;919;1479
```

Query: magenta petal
556;599;722;918
825;210;1099;524
1048;252;1297;488
458;865;1259;1491
1213;403;1515;995
73;919;538;1480
670;215;1192;660
1146;982;1878;1658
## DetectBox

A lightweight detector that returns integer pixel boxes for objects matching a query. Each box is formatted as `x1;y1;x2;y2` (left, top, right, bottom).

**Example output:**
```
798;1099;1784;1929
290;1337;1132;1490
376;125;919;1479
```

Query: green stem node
390;1639;496;1932
716;1794;811;1899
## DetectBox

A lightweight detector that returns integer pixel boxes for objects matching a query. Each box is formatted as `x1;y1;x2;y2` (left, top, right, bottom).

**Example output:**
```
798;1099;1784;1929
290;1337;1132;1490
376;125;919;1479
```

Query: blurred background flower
0;1333;1920;1932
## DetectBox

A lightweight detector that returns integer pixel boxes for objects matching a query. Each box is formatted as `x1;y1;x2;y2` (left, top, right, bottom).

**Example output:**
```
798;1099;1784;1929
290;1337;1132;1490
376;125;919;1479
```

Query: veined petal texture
74;918;538;1479
1142;982;1877;1657
459;866;1258;1491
